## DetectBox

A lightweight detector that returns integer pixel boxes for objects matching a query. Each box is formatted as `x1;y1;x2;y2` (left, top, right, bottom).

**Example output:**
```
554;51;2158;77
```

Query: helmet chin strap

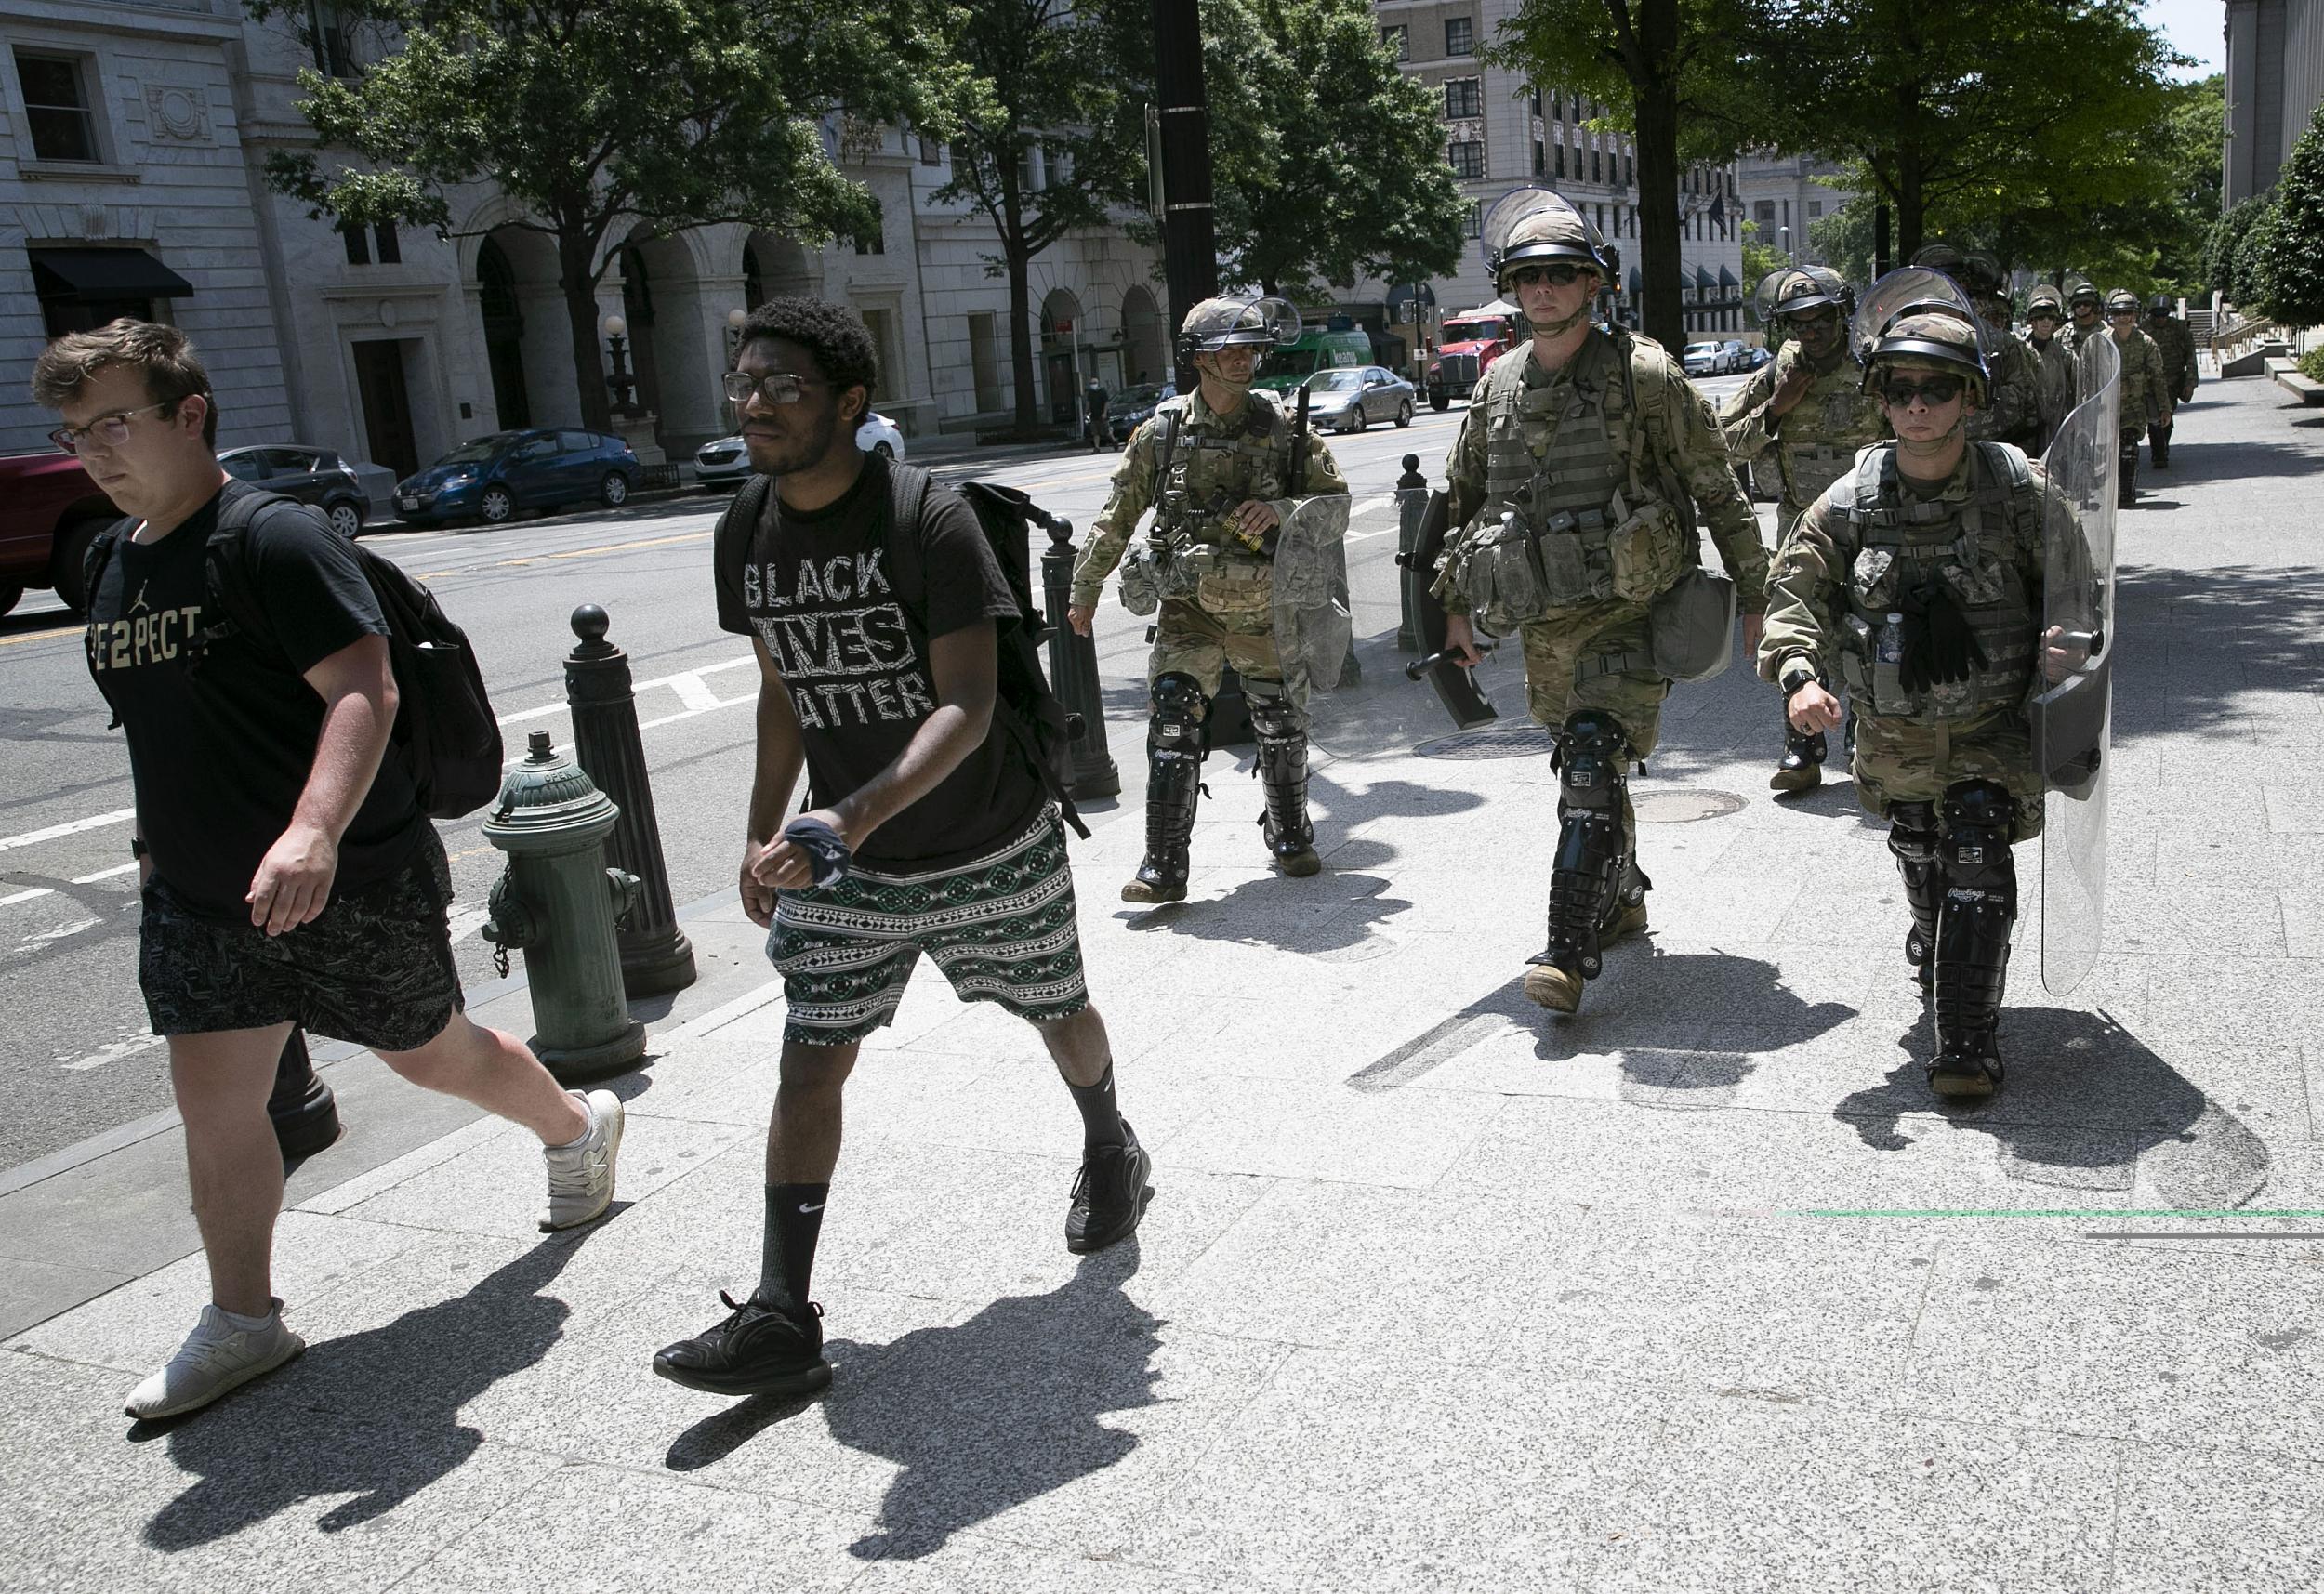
1528;304;1590;337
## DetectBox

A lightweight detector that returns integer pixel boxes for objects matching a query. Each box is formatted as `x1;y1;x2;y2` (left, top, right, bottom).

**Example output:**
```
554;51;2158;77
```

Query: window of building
339;221;369;266
1381;24;1407;60
1447;139;1485;179
918;133;943;165
1753;200;1776;226
1445;16;1473;56
1552;93;1564;122
1444;78;1481;119
1534;139;1545;177
14;50;101;164
1807;198;1823;217
1591;148;1601;183
853;200;886;255
1595;203;1606;235
1624;153;1633;187
1465;202;1483;239
1529;87;1543;115
373;222;400;263
310;2;360;78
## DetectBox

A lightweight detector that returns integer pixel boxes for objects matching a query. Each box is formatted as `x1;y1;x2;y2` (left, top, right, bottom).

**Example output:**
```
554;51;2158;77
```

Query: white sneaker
540;1088;624;1232
124;1300;305;1421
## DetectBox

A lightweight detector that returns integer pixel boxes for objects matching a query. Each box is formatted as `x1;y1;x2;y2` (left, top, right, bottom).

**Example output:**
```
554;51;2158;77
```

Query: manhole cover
1414;725;1557;759
1632;788;1747;823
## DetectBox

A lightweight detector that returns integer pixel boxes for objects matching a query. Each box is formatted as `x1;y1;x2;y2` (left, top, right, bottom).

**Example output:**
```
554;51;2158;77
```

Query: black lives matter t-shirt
85;481;428;920
714;454;1046;869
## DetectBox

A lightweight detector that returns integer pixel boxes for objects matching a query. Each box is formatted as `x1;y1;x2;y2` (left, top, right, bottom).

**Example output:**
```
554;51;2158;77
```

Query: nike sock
1066;1062;1128;1152
754;1182;828;1314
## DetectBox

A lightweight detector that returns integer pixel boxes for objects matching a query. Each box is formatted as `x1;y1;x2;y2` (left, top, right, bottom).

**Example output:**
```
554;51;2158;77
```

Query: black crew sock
1067;1062;1128;1152
754;1182;828;1314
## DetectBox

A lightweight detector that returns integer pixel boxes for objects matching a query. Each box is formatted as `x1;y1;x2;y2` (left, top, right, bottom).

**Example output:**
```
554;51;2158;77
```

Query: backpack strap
80;520;132;727
188;489;297;673
715;474;774;614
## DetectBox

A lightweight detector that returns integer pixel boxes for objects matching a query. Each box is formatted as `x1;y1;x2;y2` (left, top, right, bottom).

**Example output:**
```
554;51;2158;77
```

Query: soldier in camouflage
1759;291;2087;1100
2061;279;2110;359
1720;266;1885;794
2105;289;2166;506
1434;186;1771;1016
2021;284;2079;452
1067;295;1351;903
2142;295;2199;468
1909;245;2040;449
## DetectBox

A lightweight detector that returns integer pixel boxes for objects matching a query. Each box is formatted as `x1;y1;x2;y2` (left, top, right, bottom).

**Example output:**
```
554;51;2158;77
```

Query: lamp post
1778;225;1793;265
723;308;747;427
603;312;637;415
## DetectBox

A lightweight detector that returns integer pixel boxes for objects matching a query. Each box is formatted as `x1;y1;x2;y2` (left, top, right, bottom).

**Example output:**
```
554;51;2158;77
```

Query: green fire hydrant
481;730;648;1081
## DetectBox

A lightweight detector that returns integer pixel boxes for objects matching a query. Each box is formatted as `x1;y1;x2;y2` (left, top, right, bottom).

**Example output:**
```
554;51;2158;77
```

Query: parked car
1100;383;1172;446
1299;366;1417;432
394;428;638;525
1682;342;1723;377
220;444;371;539
1717;340;1750;374
0;452;120;616
693;413;906;490
1742;345;1774;371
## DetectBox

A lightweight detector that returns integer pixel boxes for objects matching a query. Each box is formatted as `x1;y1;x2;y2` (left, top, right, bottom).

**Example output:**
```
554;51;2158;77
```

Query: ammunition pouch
1119;541;1166;616
1605;498;1685;603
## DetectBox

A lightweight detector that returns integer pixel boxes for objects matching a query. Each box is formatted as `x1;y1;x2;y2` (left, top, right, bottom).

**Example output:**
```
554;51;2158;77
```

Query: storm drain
1413;725;1557;759
1633;789;1748;823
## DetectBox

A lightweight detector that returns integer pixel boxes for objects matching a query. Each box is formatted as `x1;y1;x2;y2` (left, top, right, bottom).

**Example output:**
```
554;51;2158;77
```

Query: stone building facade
1734;151;1857;271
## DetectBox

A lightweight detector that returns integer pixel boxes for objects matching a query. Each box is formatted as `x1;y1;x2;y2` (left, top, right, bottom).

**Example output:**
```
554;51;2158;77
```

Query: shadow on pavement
1832;1007;2272;1208
662;1246;1159;1560
138;1227;605;1548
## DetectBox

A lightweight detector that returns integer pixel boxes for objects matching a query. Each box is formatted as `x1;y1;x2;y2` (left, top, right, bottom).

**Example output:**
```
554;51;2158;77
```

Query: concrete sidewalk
6;376;2322;1592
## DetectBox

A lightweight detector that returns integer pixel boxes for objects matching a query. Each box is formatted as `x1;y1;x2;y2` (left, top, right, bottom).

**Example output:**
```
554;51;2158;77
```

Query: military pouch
1453;511;1555;638
1161;540;1214;600
1118;543;1165;617
1535;510;1610;605
1646;564;1736;683
1197;551;1274;615
1607;500;1684;603
1832;614;1873;703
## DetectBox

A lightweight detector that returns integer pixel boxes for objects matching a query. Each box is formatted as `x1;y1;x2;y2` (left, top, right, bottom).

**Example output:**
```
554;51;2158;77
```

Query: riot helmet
2104;289;2140;318
1854;268;1990;401
2064;276;2102;313
1908;243;2004;296
2026;284;2066;319
1481;186;1617;287
1175;295;1301;370
2146;294;2174;317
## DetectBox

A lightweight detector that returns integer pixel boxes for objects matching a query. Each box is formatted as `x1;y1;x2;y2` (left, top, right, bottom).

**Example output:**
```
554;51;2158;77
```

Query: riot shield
1270;494;1353;696
1479;186;1609;275
1394;488;1498;727
2030;330;2120;995
1851;268;1993;370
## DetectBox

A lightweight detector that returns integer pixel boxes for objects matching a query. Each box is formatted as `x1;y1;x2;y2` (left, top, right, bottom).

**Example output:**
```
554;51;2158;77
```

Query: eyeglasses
722;371;828;407
1880;375;1965;407
1784;310;1840;333
1507;263;1591;288
48;402;172;455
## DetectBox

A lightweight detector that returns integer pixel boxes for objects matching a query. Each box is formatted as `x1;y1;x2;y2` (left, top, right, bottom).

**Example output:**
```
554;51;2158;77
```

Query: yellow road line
0;624;78;649
413;529;713;583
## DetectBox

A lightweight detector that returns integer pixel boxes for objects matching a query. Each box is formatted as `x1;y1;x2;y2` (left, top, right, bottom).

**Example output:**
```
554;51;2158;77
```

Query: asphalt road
0;376;1753;1173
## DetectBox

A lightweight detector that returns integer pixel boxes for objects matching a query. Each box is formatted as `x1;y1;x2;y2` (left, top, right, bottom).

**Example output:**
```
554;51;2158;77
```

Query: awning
1693;265;1715;293
28;247;195;301
1626;267;1641;297
1718;265;1739;289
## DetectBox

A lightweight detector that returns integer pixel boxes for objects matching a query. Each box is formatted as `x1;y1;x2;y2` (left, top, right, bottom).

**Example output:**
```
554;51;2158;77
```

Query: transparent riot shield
1271;494;1354;696
2030;331;2120;995
1479;186;1609;275
1851;268;1994;371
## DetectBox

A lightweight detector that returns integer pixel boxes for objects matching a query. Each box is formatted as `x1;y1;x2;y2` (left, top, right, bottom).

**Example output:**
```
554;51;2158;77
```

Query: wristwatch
1778;661;1818;697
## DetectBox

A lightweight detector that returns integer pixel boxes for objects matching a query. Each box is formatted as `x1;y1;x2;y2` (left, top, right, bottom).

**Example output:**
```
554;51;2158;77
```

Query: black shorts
139;829;465;1052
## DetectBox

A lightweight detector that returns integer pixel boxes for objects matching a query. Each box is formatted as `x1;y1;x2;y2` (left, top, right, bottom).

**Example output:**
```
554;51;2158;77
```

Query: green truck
1253;325;1374;396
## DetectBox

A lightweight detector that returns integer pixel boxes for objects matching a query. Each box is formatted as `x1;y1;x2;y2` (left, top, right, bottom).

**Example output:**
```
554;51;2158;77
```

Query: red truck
0;452;121;617
1424;305;1522;411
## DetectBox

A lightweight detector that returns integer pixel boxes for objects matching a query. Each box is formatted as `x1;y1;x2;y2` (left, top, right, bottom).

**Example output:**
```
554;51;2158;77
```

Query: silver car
1298;367;1417;432
695;413;906;488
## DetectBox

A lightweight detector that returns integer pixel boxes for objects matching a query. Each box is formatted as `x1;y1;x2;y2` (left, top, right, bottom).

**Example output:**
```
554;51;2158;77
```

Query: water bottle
1875;611;1906;665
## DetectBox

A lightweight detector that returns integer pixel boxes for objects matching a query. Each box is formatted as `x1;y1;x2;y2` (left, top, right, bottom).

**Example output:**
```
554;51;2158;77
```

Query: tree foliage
257;0;969;429
1737;221;1788;317
2249;101;2324;324
1200;0;1466;297
2208;196;2273;310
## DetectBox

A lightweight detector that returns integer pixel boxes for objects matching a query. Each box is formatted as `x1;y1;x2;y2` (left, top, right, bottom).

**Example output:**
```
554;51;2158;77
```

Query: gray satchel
1648;564;1736;682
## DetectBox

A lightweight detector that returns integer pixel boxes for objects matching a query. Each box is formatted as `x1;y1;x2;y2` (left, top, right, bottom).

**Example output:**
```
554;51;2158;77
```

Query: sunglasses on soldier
1784;308;1840;333
1506;263;1590;288
1879;375;1965;407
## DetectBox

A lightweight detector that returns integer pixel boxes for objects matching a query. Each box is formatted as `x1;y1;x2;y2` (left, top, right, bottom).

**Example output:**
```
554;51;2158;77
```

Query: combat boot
1770;727;1827;795
2149;423;2171;468
1927;782;2017;1100
2118;447;2139;507
1123;673;1207;905
1249;698;1321;878
1524;710;1633;1015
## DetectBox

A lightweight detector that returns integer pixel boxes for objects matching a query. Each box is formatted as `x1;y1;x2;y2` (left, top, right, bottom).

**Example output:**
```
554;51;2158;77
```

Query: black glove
780;815;853;889
1897;580;1988;695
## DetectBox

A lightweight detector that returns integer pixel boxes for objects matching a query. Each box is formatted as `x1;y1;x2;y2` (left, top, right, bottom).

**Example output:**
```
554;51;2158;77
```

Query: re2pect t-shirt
713;454;1046;869
84;480;428;920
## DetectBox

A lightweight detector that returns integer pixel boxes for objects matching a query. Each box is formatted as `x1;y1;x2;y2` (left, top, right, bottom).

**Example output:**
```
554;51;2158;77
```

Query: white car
694;412;905;488
1681;342;1723;377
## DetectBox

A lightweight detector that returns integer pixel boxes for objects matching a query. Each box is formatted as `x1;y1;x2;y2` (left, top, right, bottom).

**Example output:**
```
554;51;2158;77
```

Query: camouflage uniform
1968;326;2043;450
2141;301;2198;468
1072;293;1351;902
2020;288;2079;452
2105;293;2166;502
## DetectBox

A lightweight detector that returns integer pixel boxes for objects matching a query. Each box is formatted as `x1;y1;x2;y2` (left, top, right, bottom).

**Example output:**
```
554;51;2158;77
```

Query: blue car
393;428;639;526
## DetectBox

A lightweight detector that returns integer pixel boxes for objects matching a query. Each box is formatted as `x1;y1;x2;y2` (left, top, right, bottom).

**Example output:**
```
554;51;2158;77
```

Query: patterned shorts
769;809;1089;1047
139;829;466;1052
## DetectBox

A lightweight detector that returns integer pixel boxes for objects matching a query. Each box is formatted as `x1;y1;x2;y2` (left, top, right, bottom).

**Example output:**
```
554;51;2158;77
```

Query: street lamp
1778;225;1793;264
603;312;638;415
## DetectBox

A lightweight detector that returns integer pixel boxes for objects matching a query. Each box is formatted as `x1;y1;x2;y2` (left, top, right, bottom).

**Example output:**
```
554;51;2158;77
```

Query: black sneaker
652;1291;832;1398
1066;1119;1153;1254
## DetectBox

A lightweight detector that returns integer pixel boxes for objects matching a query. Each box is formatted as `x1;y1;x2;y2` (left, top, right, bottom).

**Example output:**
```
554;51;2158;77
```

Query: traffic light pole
1152;0;1218;391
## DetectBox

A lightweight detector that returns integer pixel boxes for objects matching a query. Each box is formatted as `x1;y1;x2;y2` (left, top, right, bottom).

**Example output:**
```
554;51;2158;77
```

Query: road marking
447;903;492;945
10;915;99;956
667;671;724;713
0;859;140;909
0;809;139;854
0;624;79;649
60;1032;164;1073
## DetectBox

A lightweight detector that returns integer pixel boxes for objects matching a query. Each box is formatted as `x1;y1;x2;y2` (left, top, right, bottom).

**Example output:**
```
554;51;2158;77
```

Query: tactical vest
1829;441;2042;723
1152;395;1288;547
1773;351;1882;509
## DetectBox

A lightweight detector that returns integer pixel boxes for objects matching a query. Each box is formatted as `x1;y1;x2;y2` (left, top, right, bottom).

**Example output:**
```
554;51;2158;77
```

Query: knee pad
1247;693;1304;744
1149;671;1208;751
1553;709;1631;812
1887;801;1939;866
1939;780;2018;895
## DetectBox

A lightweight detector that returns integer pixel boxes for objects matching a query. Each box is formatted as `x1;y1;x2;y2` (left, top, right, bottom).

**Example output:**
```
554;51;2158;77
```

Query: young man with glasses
33;320;623;1421
1759;303;2088;1100
1433;186;1770;1016
1720;266;1884;794
657;296;1148;1400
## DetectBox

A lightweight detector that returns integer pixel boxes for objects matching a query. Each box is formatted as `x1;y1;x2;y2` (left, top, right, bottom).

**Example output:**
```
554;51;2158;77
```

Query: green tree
1202;0;1466;298
1806;196;1877;286
934;0;1147;435
260;0;965;430
1738;220;1788;317
2251;102;2324;323
2210;196;2275;310
1493;0;1776;350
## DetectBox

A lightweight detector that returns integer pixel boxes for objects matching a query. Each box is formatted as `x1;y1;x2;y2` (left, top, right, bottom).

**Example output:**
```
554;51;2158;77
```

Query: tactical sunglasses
723;371;829;406
1506;263;1591;288
1879;375;1966;406
1784;309;1841;332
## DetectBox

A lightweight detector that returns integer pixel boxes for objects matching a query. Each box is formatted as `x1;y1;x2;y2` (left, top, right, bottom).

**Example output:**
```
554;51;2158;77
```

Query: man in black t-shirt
654;296;1153;1401
35;320;625;1423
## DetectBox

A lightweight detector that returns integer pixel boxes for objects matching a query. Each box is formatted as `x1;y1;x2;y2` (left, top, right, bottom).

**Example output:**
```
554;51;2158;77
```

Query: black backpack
715;464;1090;839
84;490;505;819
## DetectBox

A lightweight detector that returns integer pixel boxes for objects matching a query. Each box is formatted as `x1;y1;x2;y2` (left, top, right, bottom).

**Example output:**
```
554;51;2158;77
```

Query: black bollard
1038;518;1122;797
565;605;696;998
269;1029;340;1160
1394;453;1429;652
